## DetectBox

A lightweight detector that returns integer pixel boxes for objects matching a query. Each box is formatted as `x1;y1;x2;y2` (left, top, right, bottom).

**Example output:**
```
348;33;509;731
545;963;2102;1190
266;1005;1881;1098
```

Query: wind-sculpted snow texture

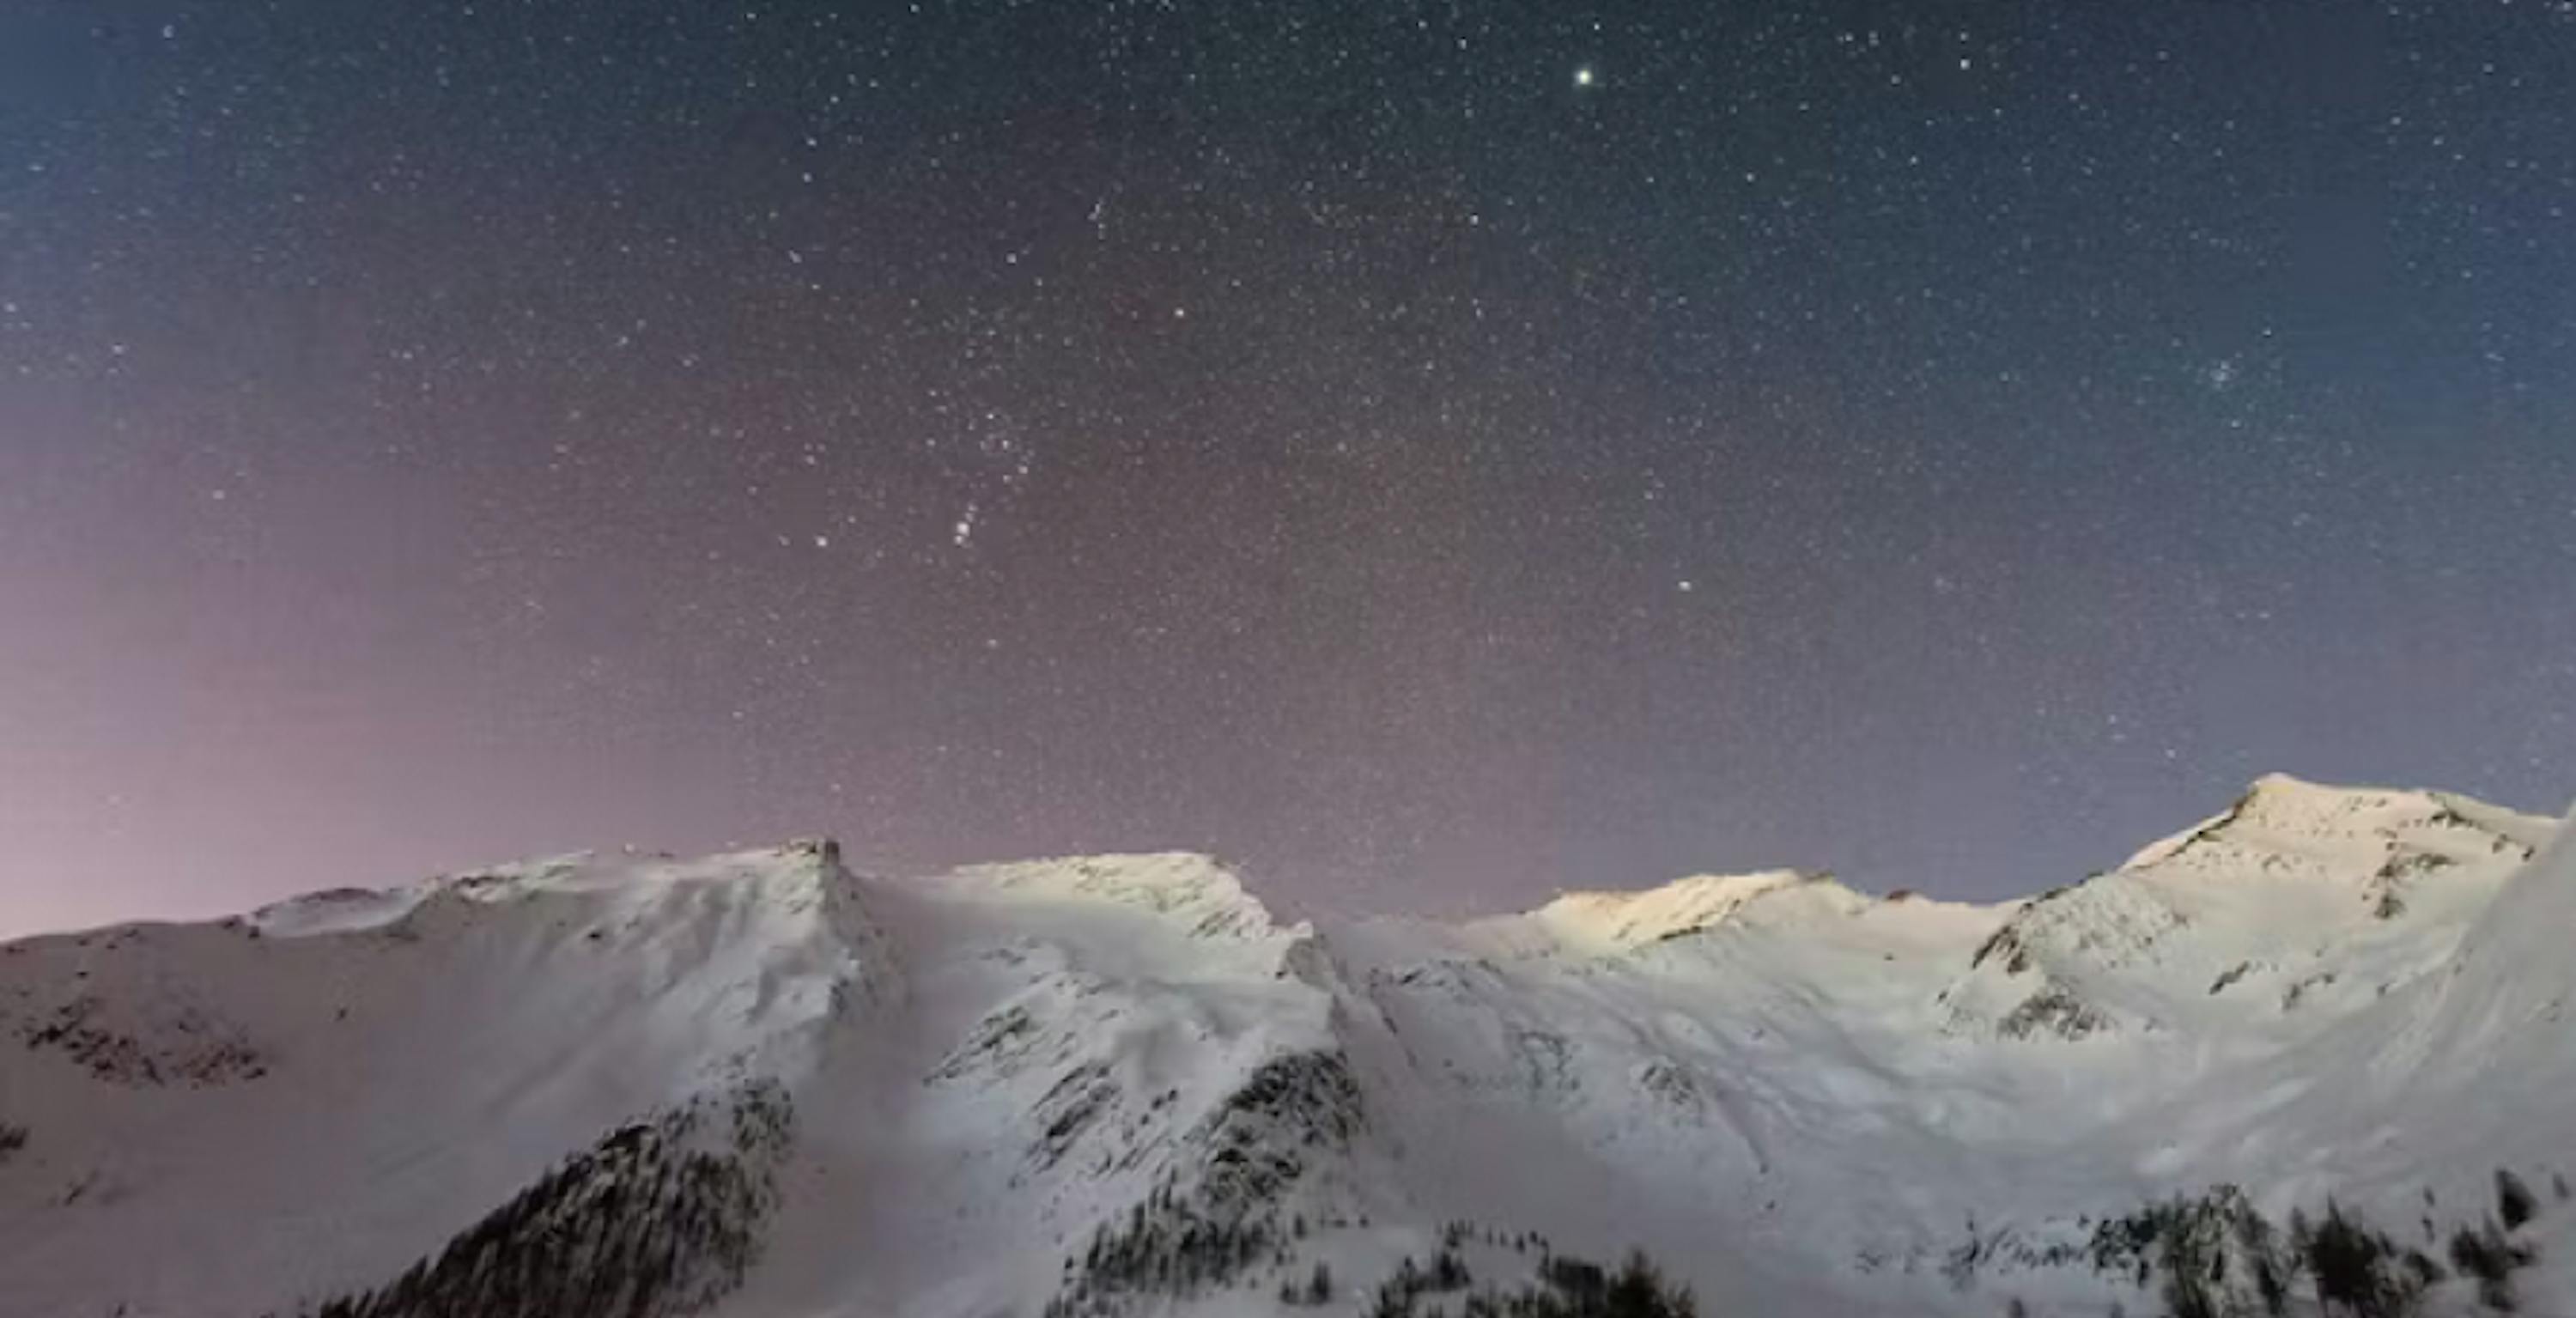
0;778;2570;1317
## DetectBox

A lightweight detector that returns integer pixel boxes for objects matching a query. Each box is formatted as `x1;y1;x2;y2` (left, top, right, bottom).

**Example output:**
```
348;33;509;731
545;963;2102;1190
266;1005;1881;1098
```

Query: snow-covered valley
3;774;2572;1317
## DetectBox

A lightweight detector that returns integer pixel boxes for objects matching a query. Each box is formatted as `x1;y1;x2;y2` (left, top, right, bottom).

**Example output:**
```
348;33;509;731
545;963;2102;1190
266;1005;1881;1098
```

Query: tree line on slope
1360;1247;1698;1318
1047;1049;1367;1318
2006;1168;2553;1318
272;1081;793;1318
1271;1218;1696;1318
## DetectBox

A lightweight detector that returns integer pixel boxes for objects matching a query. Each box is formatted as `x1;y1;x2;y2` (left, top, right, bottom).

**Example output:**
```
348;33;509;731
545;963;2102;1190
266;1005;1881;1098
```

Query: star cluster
3;1;2572;932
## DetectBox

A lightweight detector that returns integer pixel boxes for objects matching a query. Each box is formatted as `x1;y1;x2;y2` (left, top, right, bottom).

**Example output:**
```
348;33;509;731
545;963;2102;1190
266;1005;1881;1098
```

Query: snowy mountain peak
1515;867;1844;953
1932;778;2555;1046
2120;773;2543;878
242;837;852;939
938;851;1283;940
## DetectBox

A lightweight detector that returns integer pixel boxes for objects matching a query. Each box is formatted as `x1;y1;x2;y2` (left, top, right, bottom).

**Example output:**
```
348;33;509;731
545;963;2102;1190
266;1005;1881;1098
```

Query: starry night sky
3;1;2573;935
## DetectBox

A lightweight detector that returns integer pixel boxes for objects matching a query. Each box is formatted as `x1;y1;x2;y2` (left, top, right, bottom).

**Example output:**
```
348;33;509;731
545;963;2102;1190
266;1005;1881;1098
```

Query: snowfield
2;776;2571;1317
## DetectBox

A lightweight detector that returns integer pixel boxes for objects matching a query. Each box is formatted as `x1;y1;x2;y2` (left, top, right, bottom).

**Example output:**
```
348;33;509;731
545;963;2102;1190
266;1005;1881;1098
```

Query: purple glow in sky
4;1;2573;936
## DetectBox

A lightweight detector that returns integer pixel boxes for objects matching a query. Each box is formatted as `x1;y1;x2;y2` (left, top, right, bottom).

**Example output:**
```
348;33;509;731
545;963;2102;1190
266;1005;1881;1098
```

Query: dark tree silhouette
2448;1218;2537;1313
283;1082;793;1318
2294;1200;2433;1318
1307;1261;1335;1305
2494;1170;2538;1232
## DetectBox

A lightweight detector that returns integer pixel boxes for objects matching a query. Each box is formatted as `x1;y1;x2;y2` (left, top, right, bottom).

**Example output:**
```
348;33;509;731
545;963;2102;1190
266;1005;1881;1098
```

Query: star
4;0;2566;939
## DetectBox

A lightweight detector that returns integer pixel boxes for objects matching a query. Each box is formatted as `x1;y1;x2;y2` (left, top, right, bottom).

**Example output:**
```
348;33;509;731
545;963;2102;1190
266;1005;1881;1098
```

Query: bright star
1574;65;1597;88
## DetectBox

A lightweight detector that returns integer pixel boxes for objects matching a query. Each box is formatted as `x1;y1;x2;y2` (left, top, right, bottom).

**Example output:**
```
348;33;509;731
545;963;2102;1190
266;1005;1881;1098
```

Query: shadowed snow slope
0;779;2569;1317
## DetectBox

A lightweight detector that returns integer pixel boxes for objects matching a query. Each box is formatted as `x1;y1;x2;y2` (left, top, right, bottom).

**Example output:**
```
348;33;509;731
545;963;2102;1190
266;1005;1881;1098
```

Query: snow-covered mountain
3;775;2571;1317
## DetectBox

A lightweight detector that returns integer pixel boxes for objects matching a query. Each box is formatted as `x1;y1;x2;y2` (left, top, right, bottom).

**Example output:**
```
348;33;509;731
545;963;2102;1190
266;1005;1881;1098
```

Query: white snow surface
2;780;2572;1317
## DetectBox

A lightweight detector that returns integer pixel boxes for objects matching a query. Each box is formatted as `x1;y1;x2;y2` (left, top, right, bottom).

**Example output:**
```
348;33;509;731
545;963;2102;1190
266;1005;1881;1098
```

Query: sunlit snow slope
1;777;2569;1317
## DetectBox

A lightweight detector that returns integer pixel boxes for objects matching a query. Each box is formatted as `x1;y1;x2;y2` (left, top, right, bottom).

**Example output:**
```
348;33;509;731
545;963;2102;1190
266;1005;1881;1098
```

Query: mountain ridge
2;774;2569;1318
13;774;2543;951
